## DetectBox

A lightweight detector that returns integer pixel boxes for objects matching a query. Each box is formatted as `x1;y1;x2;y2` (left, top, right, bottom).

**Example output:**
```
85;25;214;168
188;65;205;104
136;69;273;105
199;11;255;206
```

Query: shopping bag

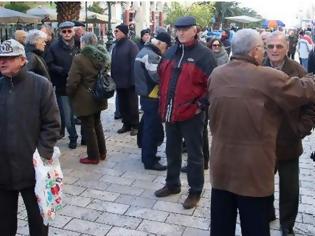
33;147;63;225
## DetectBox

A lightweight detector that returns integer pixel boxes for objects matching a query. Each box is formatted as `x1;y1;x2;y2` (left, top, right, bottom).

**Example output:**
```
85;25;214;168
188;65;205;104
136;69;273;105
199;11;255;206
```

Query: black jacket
0;67;61;190
25;44;51;81
308;48;315;74
111;37;139;89
45;38;80;95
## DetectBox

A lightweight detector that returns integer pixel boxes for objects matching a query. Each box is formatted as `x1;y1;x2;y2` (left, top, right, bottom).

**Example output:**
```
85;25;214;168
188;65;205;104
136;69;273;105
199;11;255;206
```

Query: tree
212;1;239;30
88;2;104;14
55;2;81;23
4;2;31;13
165;2;214;29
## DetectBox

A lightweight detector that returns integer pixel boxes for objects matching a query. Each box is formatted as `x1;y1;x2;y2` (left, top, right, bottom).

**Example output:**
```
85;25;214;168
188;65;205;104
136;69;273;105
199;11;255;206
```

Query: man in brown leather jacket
264;31;307;236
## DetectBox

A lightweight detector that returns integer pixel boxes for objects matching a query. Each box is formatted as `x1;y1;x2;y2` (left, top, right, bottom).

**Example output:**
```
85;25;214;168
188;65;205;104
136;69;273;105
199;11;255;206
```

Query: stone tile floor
17;98;315;236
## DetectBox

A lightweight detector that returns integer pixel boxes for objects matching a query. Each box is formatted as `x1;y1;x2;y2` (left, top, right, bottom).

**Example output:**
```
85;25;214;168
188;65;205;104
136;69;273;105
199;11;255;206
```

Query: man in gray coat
0;39;60;236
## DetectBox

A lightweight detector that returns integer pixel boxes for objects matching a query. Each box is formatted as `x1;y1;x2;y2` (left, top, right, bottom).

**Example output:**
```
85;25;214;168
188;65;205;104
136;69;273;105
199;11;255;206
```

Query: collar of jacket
176;38;198;50
144;42;162;56
264;56;288;70
25;44;44;56
116;37;128;45
3;65;27;84
58;37;75;50
231;55;259;66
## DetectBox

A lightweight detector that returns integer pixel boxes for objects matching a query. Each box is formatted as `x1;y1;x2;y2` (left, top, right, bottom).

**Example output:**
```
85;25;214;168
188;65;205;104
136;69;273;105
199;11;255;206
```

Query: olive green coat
67;45;110;117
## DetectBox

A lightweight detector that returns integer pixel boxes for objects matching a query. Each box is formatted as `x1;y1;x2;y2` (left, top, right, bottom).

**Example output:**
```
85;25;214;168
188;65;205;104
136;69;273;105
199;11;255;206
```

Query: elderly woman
25;29;50;80
67;32;110;164
208;38;229;66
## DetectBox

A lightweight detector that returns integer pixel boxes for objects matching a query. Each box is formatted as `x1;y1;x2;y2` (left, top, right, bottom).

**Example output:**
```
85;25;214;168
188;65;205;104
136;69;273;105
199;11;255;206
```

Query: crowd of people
0;15;315;236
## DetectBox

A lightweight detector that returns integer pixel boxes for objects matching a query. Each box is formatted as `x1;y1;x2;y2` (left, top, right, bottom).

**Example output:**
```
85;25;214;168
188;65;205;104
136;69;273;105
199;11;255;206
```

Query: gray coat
0;67;60;190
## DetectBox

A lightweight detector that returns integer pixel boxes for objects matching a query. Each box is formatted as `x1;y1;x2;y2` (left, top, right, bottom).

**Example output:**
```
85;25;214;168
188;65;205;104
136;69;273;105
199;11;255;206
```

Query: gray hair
231;29;262;56
26;30;47;45
80;32;98;46
266;31;287;44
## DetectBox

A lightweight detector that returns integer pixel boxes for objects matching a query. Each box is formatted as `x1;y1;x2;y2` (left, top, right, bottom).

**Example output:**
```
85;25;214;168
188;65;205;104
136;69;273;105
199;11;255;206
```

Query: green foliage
87;2;104;14
4;2;31;13
165;2;214;29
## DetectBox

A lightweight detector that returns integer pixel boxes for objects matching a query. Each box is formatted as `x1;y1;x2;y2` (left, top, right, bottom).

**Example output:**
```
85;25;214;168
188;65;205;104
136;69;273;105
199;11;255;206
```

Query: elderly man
134;31;171;171
46;21;81;148
0;39;60;235
208;29;315;235
154;16;217;209
14;30;27;45
111;23;139;136
264;31;307;236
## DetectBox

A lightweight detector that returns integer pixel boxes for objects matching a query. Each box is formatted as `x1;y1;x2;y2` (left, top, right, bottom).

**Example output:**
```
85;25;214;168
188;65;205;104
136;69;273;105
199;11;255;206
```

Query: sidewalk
17;97;315;236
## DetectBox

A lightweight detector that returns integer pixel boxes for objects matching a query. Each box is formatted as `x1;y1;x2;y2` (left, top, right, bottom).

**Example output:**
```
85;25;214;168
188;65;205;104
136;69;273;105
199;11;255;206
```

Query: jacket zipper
9;77;14;93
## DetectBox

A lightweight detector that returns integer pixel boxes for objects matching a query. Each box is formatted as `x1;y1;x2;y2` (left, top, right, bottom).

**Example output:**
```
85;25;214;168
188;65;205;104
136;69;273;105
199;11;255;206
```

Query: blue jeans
300;58;308;71
140;97;164;167
56;95;78;142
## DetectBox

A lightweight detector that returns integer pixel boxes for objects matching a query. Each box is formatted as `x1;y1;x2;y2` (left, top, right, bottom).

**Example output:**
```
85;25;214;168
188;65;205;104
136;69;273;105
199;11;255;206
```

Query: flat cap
58;21;75;29
174;16;196;28
73;20;85;27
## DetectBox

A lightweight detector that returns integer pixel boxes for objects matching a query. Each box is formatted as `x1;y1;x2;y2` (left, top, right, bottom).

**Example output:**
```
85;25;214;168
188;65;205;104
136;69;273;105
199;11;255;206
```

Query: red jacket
158;40;217;122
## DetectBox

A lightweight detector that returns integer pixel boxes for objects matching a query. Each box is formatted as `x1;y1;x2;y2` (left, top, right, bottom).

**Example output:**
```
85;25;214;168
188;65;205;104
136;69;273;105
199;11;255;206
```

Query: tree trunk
56;2;81;23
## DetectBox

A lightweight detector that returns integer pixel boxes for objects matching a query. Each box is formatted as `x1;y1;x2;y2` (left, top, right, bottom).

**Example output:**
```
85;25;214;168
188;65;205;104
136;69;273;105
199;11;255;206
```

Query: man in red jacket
154;16;217;209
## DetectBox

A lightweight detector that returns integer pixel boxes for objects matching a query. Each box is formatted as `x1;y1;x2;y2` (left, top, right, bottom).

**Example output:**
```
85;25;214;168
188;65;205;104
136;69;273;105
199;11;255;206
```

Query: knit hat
116;24;129;36
0;39;26;57
141;29;150;38
155;32;172;47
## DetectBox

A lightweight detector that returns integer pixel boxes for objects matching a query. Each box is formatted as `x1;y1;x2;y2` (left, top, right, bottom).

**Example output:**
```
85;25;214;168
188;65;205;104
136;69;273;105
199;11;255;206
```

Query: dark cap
140;29;150;38
59;21;75;30
73;20;85;27
174;16;196;28
116;23;129;35
155;32;172;47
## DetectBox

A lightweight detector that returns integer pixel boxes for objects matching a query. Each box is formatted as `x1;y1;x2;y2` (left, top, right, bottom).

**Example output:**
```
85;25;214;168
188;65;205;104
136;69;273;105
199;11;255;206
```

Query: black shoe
183;192;201;209
145;162;167;171
155;185;181;197
74;118;81;125
155;155;161;161
181;165;188;173
130;128;138;136
117;125;131;134
114;115;122;120
68;141;77;149
281;227;295;236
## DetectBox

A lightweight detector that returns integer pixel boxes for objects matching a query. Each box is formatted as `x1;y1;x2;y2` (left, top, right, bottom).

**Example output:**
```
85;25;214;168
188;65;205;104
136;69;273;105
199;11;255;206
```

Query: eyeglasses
212;44;221;47
114;29;119;34
267;44;284;50
61;29;73;34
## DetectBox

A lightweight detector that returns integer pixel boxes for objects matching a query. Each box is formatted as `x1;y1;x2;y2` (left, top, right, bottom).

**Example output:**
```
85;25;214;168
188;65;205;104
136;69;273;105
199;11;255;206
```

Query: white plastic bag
33;147;63;226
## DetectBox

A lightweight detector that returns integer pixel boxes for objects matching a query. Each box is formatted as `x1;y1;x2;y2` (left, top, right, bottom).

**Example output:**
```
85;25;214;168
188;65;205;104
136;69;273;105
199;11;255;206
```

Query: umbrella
0;7;40;24
26;6;57;21
225;15;262;24
262;20;285;29
79;10;107;24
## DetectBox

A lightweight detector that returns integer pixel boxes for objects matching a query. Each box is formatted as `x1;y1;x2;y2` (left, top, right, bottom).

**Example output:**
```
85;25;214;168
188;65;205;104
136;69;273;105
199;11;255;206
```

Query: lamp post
106;1;113;51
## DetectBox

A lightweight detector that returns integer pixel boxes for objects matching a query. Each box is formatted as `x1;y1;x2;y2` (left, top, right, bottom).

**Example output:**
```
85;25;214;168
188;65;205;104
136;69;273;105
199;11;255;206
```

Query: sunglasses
212;44;221;47
267;44;284;49
114;29;119;34
61;29;73;34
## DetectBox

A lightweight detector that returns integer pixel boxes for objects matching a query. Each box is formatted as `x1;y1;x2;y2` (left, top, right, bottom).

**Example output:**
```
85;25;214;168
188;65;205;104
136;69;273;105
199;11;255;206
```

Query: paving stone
132;179;164;190
60;205;102;221
125;206;169;222
50;215;73;228
87;199;129;214
193;207;210;219
115;195;157;208
63;185;86;196
183;227;210;236
153;200;194;215
73;179;111;191
81;188;120;202
49;227;81;236
63;193;92;207
138;220;185;236
96;212;142;229
121;171;158;182
99;174;135;186
166;213;210;230
106;183;144;196
107;227;150;236
64;218;111;235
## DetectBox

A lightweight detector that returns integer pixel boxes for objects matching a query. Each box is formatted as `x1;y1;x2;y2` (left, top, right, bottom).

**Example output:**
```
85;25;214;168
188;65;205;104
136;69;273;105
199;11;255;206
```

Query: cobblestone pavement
17;98;315;236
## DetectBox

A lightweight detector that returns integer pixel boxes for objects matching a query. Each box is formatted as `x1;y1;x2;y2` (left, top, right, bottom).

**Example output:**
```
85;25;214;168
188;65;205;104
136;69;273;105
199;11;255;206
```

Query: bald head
15;30;27;45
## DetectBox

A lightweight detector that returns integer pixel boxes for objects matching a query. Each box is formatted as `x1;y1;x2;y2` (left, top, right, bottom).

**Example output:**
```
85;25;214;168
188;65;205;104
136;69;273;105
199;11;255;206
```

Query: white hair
231;29;262;56
26;30;47;45
80;32;98;46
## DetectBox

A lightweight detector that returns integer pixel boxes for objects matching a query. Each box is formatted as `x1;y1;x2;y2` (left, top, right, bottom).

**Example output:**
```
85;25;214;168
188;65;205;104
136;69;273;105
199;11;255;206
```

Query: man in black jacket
46;21;80;148
0;39;60;236
111;23;139;136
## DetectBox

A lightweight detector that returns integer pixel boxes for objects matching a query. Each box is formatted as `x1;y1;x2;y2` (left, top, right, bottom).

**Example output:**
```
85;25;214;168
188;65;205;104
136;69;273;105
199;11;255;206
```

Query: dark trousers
287;51;296;60
80;112;106;161
269;158;299;229
140;97;164;167
165;112;205;193
211;188;270;236
203;112;210;167
116;86;139;128
0;187;48;236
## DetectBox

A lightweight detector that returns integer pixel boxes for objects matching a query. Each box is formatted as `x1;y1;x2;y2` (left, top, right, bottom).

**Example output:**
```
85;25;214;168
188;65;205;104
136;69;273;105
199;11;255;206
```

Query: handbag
87;68;116;101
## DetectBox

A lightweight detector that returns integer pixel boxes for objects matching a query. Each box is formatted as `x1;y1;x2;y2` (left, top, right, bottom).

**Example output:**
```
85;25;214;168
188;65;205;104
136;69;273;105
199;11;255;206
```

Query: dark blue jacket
111;37;139;89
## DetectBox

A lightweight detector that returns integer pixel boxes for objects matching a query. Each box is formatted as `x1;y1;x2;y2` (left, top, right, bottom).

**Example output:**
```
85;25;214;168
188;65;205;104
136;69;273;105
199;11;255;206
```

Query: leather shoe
155;185;181;197
145;162;166;171
130;128;138;136
68;141;77;149
100;153;106;161
183;192;201;209
80;157;99;164
117;126;131;134
281;227;295;236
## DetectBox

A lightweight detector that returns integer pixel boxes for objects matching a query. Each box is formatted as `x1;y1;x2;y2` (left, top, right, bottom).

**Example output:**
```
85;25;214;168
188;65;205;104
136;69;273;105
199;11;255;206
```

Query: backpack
88;68;116;101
